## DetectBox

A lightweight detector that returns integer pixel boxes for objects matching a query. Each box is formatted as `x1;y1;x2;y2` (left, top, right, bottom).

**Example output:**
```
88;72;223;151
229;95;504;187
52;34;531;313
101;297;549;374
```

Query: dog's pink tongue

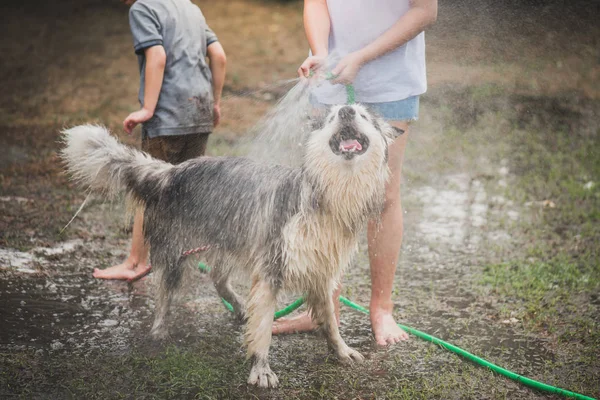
340;139;362;152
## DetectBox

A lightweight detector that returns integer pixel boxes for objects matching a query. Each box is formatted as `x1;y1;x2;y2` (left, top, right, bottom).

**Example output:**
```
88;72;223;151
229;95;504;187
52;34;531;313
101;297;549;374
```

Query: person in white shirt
273;0;437;346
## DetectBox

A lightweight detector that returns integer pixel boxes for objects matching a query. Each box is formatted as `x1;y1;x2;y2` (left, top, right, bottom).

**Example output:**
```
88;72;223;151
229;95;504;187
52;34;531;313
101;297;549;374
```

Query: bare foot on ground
370;308;409;346
272;309;409;346
93;260;151;281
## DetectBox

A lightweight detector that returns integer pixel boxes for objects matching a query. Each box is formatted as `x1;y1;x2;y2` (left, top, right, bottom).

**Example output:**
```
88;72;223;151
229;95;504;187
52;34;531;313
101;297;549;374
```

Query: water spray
315;70;356;105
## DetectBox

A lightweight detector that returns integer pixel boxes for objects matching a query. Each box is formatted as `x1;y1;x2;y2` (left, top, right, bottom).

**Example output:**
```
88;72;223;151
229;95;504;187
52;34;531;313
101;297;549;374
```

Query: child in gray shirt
93;0;226;281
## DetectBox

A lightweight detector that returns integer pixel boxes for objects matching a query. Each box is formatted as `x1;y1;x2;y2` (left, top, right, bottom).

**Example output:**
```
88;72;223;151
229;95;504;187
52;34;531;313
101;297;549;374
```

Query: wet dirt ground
1;0;599;399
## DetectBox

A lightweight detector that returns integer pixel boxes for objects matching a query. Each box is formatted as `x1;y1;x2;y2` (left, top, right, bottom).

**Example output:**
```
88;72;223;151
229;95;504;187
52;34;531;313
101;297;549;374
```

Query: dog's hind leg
307;283;364;364
150;255;185;339
213;273;247;322
245;278;279;388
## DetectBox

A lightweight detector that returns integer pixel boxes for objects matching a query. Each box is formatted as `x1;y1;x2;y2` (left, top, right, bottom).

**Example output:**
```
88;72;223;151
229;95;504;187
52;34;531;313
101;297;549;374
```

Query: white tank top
313;0;427;104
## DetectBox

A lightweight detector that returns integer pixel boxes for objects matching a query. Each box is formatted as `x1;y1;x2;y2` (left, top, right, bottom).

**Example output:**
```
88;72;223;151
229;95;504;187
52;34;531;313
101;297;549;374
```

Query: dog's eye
329;115;335;123
360;114;368;120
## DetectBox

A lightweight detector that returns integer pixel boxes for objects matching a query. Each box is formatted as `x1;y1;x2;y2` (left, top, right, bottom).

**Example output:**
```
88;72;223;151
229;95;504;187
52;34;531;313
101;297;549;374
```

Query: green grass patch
483;255;599;326
472;91;599;341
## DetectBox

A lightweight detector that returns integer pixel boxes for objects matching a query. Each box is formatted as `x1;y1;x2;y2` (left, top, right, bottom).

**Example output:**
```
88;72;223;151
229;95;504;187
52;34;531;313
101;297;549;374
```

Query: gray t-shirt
129;0;218;137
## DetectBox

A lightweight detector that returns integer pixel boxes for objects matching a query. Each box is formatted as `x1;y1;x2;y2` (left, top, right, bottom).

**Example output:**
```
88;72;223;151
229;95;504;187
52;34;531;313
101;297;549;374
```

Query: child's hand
298;55;326;79
123;108;154;135
213;103;221;127
331;52;365;85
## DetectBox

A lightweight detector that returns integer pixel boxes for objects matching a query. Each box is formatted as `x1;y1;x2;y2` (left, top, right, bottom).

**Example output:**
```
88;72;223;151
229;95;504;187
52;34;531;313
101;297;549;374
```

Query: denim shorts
311;95;420;122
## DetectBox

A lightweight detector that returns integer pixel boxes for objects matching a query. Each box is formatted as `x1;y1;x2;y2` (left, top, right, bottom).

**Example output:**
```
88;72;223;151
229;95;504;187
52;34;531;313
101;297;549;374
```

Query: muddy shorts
141;131;210;165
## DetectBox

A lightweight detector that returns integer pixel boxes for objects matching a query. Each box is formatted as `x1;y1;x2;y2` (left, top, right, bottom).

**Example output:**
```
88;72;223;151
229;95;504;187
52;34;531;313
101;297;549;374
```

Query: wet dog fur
61;104;403;388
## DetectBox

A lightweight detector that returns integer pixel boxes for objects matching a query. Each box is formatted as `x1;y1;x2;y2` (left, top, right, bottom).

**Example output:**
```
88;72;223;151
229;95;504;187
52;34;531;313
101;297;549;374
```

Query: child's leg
368;120;410;345
93;208;150;281
93;133;209;281
92;134;161;281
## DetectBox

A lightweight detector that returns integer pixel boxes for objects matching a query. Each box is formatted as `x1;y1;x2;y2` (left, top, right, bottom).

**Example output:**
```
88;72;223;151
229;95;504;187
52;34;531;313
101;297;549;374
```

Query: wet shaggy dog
61;104;402;388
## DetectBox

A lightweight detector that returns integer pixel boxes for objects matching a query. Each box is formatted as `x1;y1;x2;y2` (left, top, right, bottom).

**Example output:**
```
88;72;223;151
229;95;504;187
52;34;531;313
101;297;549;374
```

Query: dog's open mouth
339;139;362;153
330;133;369;159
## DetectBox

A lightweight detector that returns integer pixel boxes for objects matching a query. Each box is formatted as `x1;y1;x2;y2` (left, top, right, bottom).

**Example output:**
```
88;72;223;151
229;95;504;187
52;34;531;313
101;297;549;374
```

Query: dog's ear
383;123;405;142
391;126;405;137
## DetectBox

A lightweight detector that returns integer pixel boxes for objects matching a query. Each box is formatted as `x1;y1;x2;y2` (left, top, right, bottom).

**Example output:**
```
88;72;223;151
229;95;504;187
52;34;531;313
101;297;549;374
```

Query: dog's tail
60;124;172;204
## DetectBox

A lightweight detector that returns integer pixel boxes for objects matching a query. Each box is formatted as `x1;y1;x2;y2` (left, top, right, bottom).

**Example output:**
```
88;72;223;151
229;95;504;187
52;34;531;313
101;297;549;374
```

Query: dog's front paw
336;346;364;364
248;364;279;388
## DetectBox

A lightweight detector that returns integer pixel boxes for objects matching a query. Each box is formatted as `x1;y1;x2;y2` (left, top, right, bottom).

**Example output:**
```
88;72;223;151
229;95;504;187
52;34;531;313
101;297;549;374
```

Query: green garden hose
306;69;355;104
345;84;355;105
200;263;304;320
219;293;304;320
323;71;355;104
339;296;595;400
199;263;595;399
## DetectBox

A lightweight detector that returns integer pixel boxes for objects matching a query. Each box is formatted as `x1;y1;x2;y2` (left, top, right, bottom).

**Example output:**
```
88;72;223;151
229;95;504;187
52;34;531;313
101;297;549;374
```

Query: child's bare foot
272;312;317;335
370;308;409;346
93;260;151;281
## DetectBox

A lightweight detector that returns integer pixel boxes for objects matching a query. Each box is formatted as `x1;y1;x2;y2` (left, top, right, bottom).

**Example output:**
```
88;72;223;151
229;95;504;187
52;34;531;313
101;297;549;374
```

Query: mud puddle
0;271;153;353
0;235;243;355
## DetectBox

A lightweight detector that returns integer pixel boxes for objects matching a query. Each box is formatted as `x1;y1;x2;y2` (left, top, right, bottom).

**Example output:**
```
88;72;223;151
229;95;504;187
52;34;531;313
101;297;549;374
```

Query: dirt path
1;1;598;399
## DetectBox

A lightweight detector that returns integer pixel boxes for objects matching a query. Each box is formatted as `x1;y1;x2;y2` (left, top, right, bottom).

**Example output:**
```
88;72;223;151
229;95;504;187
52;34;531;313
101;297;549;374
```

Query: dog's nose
338;106;355;121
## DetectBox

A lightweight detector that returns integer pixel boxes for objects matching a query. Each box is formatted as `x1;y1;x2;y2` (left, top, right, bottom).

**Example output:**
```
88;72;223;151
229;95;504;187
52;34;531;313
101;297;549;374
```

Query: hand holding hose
330;52;365;85
298;55;326;78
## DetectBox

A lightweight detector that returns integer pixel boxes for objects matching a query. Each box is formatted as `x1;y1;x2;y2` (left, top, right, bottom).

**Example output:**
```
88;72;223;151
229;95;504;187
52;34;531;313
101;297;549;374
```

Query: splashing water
244;79;314;167
230;53;348;167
